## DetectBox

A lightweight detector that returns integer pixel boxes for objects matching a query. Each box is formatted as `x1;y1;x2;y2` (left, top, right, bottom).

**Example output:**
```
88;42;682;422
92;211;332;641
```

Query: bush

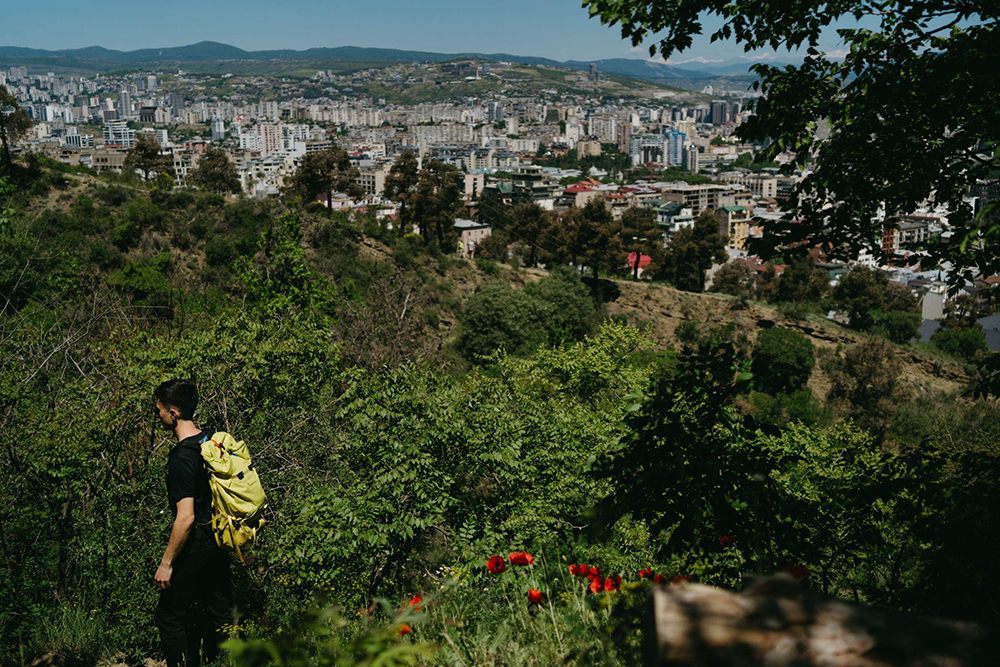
873;310;922;344
457;269;597;362
932;327;987;360
747;389;826;427
751;327;815;393
457;282;547;360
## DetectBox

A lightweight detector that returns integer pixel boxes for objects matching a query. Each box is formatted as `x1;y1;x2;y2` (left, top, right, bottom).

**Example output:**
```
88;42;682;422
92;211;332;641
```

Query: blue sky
4;0;856;63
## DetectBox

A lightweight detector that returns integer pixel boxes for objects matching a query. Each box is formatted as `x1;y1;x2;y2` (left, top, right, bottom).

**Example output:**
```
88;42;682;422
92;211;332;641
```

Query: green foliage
746;389;826;428
457;269;598;362
109;251;174;313
188;147;242;194
752;327;815;393
658;211;726;292
931;327;988;360
873;310;922;345
597;339;755;555
832;268;918;331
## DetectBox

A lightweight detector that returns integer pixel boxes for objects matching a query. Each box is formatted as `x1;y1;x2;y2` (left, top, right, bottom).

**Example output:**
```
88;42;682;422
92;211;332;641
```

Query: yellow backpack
197;432;267;562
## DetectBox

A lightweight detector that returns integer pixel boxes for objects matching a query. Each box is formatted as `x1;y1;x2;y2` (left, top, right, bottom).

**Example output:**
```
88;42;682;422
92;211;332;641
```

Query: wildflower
486;555;507;574
569;563;590;577
718;535;734;548
398;624;412;637
588;576;604;594
652;574;666;584
408;595;423;610
783;564;810;581
509;551;535;566
638;569;653;579
603;574;622;592
528;588;544;605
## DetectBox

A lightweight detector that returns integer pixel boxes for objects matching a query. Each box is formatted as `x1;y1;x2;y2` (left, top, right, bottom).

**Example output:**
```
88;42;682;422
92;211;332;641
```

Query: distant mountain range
0;41;797;81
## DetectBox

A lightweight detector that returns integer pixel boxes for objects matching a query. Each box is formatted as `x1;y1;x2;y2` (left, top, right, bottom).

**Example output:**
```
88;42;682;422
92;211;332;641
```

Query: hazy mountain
0;41;794;81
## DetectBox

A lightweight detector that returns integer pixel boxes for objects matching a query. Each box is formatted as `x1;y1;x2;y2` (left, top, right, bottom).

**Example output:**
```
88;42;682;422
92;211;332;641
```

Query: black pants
154;532;233;667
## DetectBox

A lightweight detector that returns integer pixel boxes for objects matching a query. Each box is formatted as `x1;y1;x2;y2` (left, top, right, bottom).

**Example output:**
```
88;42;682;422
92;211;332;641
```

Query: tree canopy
583;0;998;279
188;147;241;195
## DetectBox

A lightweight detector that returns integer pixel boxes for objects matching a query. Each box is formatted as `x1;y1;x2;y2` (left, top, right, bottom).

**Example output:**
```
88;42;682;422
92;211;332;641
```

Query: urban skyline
4;0;864;63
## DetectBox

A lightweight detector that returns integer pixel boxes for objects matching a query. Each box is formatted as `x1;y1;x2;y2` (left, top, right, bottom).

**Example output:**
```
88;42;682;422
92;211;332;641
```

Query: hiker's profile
152;379;232;667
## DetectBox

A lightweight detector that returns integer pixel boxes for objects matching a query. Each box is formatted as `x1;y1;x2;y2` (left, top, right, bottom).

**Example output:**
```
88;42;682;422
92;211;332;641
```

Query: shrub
932;327;988;360
457;282;547;360
751;327;815;393
873;310;922;344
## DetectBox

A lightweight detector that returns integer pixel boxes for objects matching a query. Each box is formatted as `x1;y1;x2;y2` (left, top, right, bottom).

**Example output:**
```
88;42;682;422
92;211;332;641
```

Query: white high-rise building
104;120;136;148
211;117;226;141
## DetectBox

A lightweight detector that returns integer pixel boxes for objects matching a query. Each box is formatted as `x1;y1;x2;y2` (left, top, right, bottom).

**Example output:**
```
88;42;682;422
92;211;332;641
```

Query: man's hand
154;562;173;589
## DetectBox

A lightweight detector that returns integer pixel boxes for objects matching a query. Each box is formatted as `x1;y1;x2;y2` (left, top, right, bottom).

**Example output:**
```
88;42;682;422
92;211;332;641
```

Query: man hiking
152;379;232;667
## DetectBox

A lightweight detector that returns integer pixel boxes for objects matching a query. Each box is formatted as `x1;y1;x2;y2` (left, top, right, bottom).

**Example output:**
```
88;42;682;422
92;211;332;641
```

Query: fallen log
644;574;997;666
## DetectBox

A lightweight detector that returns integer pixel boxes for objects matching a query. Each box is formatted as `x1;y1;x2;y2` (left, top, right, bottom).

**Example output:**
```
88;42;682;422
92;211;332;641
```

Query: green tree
774;255;828;304
187;147;241;194
832;268;918;331
569;198;622;279
411;160;462;250
711;259;756;298
583;0;998;277
873;310;922;345
123;136;174;182
509;201;550;267
660;211;726;292
828;337;904;440
0;85;31;173
932;327;988;360
457;282;547;360
752;327;815;393
384;150;419;237
524;266;598;345
284;146;361;216
620;206;663;280
596;339;755;554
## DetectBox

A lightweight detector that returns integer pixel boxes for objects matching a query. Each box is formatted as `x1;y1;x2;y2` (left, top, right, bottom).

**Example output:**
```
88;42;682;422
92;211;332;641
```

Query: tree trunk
644;576;996;667
0;124;11;173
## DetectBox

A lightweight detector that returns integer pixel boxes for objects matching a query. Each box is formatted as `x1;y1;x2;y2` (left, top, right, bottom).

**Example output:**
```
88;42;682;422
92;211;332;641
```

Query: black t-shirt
166;429;214;532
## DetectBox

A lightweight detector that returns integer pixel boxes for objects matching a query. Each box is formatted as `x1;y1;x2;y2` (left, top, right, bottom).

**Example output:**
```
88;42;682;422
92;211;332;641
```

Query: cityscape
1;2;998;665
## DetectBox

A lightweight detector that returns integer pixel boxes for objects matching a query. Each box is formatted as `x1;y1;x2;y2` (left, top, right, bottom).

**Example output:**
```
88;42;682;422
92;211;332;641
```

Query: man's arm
154;497;195;589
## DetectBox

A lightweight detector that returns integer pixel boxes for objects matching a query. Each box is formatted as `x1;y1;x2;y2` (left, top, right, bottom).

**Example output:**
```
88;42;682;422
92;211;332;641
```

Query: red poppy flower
783;564;810;581
569;563;591;577
527;588;544;605
398;624;412;636
486;555;507;574
718;535;734;548
603;574;622;592
652;574;666;584
638;569;653;579
408;595;422;610
589;576;604;594
509;551;535;566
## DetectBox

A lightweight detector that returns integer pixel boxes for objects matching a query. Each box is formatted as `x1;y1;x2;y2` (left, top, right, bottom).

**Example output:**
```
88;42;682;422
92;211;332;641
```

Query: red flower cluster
718;535;734;548
486;555;507;574
637;569;691;585
408;595;423;610
603;574;622;592
568;563;592;577
527;588;544;605
398;624;412;637
509;551;535;566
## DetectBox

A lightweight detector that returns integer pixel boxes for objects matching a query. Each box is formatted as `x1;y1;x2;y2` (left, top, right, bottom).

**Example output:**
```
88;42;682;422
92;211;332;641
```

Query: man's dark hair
154;379;198;420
